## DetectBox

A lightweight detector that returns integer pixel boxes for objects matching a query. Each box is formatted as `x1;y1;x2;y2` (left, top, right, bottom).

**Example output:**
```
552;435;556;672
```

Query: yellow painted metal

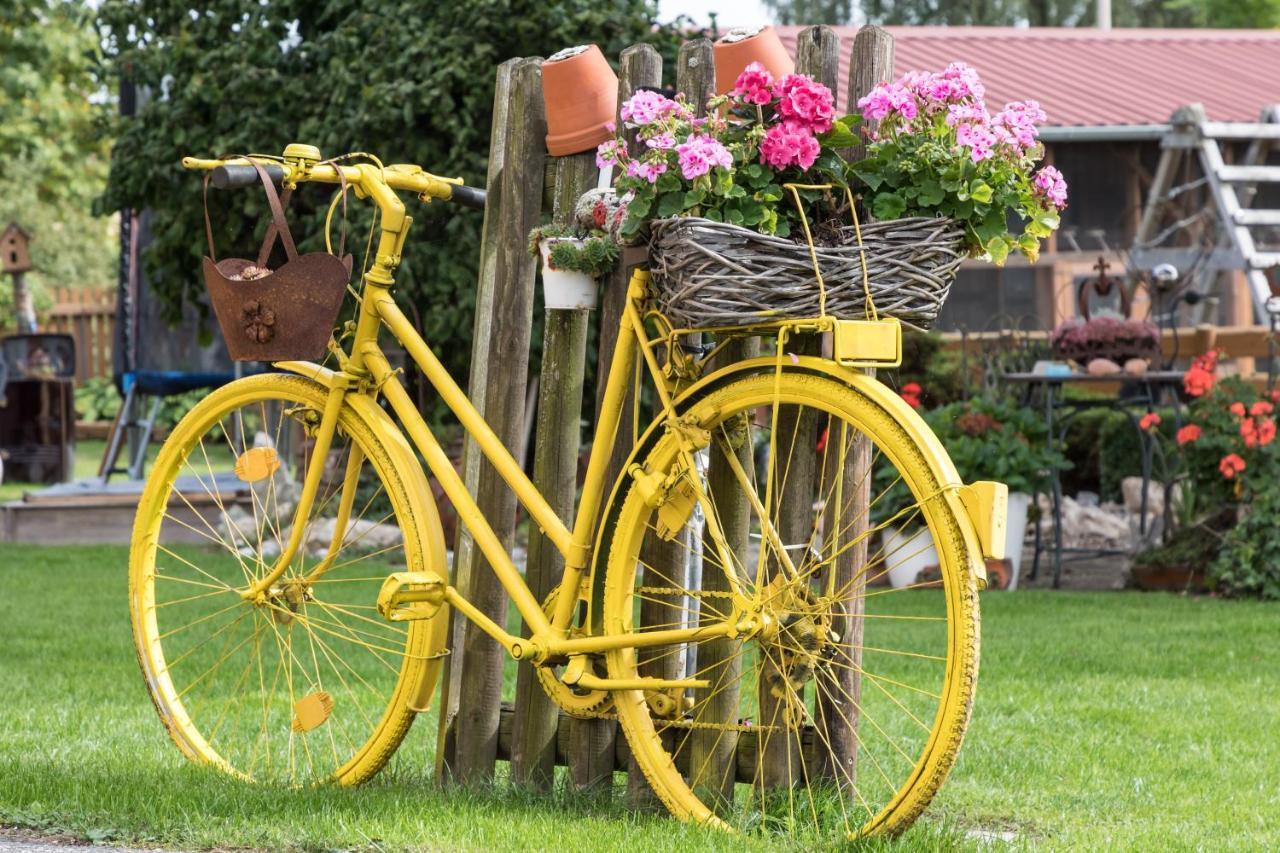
166;149;990;833
377;571;447;622
959;480;1010;561
303;444;366;583
832;317;904;367
128;372;447;784
244;380;349;601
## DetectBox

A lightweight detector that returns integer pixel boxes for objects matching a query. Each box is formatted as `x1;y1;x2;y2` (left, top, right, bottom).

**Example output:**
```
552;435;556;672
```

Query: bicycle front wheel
603;368;980;840
129;374;442;785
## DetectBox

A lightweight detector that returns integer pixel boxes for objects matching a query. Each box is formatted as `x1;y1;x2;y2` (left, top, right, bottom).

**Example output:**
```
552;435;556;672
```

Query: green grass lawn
1;544;1277;851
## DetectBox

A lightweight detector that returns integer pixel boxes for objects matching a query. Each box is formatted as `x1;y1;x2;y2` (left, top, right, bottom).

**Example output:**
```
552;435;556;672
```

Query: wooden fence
435;25;893;797
40;287;116;383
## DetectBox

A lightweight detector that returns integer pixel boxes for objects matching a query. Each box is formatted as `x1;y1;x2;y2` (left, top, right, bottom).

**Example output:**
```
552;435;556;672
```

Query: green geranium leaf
986;235;1011;265
657;191;684;218
872;192;907;220
969;181;993;204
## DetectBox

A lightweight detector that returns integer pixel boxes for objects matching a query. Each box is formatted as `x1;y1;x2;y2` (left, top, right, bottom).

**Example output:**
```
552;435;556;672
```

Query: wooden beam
443;56;547;786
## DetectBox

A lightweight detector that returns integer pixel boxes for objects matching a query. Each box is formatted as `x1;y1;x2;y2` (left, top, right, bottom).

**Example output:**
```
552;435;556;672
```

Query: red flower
1219;453;1246;479
1251;400;1274;417
1260;418;1277;447
1183;352;1218;397
1176;424;1201;445
1271;389;1280;403
900;382;922;409
1230;401;1247;417
1241;417;1259;447
1139;412;1161;432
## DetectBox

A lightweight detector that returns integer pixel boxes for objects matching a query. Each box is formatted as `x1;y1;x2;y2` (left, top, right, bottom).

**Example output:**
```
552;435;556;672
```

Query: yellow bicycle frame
182;149;999;672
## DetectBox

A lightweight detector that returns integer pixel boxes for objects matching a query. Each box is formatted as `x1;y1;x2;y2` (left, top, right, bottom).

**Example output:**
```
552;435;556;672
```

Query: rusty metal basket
202;162;352;361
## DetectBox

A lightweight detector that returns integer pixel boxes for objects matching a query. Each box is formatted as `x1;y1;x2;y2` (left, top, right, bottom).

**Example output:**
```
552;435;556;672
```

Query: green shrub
1209;492;1280;600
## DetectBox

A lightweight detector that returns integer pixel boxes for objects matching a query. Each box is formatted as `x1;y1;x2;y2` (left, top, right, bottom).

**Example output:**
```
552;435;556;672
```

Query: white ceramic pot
882;526;939;589
1004;491;1031;591
538;238;598;310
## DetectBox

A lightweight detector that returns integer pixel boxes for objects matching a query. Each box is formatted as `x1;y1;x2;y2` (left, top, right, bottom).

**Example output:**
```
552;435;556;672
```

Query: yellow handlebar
180;151;481;210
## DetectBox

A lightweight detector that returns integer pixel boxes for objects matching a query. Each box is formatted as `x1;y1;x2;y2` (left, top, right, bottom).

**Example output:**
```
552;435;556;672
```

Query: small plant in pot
1050;315;1159;373
528;224;618;311
596;61;1065;331
876;395;1068;589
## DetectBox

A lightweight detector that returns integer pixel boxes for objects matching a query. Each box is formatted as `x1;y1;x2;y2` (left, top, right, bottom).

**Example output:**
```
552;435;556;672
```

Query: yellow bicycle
130;144;1004;840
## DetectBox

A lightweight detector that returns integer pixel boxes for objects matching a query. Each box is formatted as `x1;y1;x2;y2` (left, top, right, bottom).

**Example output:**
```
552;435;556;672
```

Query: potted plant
1050;315;1159;372
595;61;1065;330
877;395;1068;589
528;224;618;310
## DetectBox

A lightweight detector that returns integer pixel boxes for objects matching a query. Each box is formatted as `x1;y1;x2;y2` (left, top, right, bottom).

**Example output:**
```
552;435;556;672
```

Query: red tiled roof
776;26;1280;127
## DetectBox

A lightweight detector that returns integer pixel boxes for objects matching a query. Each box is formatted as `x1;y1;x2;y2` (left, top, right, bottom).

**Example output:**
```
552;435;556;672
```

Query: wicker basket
648;216;966;330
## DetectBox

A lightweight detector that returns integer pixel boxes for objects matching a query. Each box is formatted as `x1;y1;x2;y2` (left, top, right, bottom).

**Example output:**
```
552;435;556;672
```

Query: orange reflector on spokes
235;447;280;482
291;691;333;732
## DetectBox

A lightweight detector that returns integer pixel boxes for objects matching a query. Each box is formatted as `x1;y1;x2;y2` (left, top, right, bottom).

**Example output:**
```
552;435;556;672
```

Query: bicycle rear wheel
129;374;442;785
603;368;981;840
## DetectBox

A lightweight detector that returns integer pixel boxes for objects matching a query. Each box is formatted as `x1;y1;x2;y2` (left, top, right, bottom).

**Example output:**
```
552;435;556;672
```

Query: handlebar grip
449;184;486;210
210;163;286;189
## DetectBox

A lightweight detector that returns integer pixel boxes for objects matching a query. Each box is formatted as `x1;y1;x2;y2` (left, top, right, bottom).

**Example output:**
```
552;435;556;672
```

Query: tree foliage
96;0;690;381
0;1;114;313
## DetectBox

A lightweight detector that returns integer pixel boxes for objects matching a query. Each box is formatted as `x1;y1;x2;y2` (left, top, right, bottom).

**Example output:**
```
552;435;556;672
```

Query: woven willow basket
648;216;966;330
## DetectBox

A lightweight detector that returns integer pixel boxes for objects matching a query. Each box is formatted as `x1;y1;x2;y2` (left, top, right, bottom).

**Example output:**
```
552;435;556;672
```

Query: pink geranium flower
775;74;836;133
733;62;774;106
760;122;820;170
620;90;682;126
1033;165;1069;209
857;81;917;123
625;159;668;184
675;134;733;179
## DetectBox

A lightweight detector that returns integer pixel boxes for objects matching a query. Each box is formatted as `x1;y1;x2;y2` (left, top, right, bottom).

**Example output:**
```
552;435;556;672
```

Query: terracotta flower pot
542;45;618;157
713;26;794;96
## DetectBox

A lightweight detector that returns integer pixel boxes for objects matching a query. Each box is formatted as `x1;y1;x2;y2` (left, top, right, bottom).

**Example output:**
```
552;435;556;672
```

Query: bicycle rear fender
276;360;451;711
587;355;991;630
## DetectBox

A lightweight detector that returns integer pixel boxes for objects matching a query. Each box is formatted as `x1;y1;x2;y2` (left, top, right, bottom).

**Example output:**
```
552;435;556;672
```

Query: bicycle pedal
234;446;280;482
291;690;333;732
377;571;446;622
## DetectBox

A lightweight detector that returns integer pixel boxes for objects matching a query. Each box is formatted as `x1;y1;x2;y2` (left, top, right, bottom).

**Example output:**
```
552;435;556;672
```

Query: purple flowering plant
597;64;858;240
852;63;1066;263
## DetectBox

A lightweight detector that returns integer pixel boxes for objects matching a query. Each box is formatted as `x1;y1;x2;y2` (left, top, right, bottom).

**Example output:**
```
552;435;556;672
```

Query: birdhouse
1;223;32;274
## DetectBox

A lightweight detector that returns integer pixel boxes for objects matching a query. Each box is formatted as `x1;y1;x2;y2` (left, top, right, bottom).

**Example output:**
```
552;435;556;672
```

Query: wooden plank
1233;209;1280;226
625;37;716;812
570;43;662;795
510;153;597;790
821;23;893;790
436;58;517;782
751;25;843;790
442;56;547;786
1217;165;1280;183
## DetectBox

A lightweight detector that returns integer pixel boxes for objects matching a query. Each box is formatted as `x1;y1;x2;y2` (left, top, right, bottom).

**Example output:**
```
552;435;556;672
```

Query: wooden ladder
1132;103;1280;322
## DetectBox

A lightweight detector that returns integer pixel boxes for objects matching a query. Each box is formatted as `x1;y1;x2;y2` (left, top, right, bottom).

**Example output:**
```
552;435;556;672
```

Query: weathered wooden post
510;152;597;788
2;222;37;333
754;24;841;788
438;56;547;785
567;43;662;794
625;38;718;810
815;24;895;787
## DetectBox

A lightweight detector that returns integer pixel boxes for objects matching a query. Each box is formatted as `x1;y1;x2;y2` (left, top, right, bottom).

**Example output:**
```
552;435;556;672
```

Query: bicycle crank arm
567;670;709;692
